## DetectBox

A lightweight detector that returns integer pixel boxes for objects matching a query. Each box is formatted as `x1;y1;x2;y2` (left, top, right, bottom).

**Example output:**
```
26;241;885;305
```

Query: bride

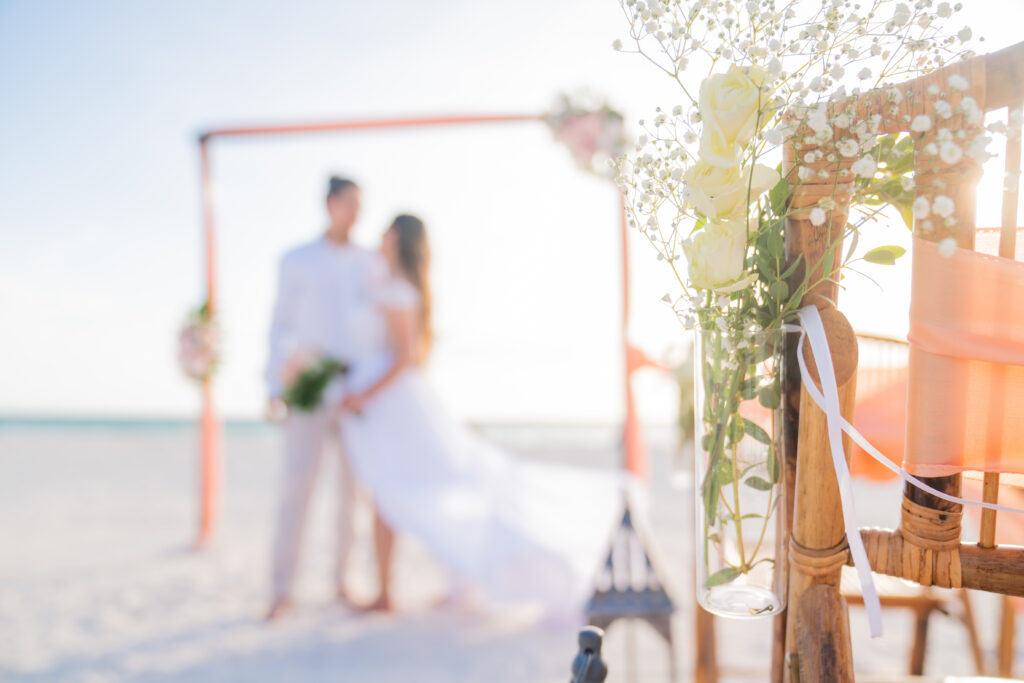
337;214;624;614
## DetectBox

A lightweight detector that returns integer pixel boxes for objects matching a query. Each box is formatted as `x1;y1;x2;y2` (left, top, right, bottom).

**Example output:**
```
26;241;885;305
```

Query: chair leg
909;606;931;675
998;595;1016;677
957;589;987;675
695;606;718;683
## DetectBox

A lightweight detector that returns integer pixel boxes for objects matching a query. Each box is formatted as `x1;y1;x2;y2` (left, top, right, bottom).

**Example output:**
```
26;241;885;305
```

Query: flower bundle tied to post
614;0;985;616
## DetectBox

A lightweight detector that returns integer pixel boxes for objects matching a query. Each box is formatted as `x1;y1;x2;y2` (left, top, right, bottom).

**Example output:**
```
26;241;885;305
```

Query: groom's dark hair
327;176;358;199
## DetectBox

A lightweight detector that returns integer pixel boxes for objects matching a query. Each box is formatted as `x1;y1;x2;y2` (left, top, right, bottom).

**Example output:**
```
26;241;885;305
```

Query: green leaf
758;385;781;410
705;567;741;588
897;203;914;230
740;377;760;400
769;176;790;216
844;228;860;264
743;418;773;445
741;513;764;519
701;433;713;452
863;245;907;265
745;476;774;491
768;280;789;302
781;255;803;280
716;455;735;486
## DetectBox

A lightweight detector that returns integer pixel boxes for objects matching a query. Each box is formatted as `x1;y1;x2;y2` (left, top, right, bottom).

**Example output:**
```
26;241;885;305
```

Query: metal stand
585;501;677;681
571;626;609;683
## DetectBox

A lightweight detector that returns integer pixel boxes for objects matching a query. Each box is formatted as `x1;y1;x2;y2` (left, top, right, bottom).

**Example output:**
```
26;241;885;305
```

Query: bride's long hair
390;214;433;360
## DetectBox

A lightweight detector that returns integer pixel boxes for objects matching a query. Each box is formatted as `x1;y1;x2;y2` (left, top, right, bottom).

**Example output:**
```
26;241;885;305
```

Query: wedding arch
187;108;654;546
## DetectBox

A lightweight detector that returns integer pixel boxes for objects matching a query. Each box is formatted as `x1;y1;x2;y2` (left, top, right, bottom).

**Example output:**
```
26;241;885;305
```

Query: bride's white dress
339;277;625;611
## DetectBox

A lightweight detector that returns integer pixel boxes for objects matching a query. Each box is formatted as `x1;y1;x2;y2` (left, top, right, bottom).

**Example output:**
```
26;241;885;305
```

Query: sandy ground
0;424;1018;682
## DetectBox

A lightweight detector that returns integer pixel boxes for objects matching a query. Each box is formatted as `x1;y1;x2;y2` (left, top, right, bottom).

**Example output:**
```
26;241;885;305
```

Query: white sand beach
0;423;1016;682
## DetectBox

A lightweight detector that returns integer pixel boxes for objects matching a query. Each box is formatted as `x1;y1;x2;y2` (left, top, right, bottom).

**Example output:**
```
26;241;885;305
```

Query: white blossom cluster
613;0;983;328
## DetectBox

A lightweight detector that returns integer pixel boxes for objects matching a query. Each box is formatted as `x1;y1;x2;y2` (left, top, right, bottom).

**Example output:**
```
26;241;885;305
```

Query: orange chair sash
904;236;1024;476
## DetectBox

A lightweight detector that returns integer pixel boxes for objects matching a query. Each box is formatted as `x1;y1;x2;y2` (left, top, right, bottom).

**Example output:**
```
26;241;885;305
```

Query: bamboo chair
693;339;983;683
844;335;984;677
774;40;1024;683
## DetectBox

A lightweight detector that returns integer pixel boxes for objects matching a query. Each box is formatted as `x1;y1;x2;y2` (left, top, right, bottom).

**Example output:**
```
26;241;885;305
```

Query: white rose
699;65;773;167
683;219;753;292
683;160;780;220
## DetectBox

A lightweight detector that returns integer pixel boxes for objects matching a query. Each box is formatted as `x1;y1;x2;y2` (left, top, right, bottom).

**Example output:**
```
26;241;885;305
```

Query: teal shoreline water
0;415;656;434
0;415;272;432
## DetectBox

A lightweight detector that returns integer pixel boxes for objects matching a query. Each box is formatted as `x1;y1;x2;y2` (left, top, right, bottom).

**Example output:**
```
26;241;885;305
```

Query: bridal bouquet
614;0;981;616
280;350;349;412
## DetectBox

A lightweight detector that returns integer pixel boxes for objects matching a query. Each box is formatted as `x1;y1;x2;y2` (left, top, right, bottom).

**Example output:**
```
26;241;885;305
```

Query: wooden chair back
776;41;1024;683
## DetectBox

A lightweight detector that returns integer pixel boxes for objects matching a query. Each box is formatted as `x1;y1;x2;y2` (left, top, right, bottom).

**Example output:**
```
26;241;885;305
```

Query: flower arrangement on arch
547;93;628;176
177;302;220;382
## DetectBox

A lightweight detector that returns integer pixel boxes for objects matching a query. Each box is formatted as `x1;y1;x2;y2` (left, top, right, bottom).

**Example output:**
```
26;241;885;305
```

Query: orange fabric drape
850;366;909;480
904;237;1024;477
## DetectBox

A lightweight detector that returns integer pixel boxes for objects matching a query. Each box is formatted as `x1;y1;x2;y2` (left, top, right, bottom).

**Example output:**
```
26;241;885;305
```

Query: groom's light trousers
271;408;357;601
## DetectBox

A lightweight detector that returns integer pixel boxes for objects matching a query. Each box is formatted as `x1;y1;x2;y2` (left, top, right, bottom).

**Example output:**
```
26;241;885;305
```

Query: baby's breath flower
911;114;933;133
809;207;827;226
851;155;877;178
913;196;931;219
932;195;955;218
948;74;969;91
939;141;964;164
937;237;958;258
837;139;859;157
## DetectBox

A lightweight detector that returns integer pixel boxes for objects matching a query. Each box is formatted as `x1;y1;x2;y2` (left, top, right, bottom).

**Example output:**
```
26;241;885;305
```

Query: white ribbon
797;305;883;638
796;305;1024;639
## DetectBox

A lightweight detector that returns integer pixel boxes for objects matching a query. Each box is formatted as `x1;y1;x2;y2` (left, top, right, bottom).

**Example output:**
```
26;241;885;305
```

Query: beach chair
775;40;1024;683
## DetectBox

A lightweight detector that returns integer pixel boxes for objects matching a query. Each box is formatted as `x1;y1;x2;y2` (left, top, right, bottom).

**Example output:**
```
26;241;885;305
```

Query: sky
1;0;1021;423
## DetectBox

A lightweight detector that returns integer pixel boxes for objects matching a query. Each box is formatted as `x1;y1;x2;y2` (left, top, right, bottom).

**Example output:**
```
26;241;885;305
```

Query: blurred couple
264;176;622;621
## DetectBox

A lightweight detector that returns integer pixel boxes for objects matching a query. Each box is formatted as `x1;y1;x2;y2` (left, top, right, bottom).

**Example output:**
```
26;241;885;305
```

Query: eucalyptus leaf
768;280;789;302
745;476;773;491
769;176;790;216
705;566;741;588
758;385;781;409
864;245;906;265
743;418;773;445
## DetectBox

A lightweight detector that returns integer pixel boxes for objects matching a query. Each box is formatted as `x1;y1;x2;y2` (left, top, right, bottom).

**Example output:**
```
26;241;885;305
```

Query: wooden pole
197;139;221;548
620;193;646;478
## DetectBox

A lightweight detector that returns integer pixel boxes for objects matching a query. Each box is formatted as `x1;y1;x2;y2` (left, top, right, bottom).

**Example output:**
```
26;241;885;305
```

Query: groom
264;176;380;620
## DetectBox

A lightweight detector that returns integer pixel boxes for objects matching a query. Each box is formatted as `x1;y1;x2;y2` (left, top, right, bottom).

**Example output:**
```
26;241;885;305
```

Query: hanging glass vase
694;325;788;618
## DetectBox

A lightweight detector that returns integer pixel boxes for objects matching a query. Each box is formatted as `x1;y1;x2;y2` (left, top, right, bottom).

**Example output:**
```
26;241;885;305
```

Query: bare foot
265;597;292;621
363;594;394;613
336;586;365;612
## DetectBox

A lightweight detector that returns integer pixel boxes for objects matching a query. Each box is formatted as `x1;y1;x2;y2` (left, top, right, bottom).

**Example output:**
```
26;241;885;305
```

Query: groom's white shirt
265;237;382;398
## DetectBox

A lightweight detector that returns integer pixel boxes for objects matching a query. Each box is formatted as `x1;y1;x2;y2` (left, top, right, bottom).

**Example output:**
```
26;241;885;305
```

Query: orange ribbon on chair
904;236;1024;477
